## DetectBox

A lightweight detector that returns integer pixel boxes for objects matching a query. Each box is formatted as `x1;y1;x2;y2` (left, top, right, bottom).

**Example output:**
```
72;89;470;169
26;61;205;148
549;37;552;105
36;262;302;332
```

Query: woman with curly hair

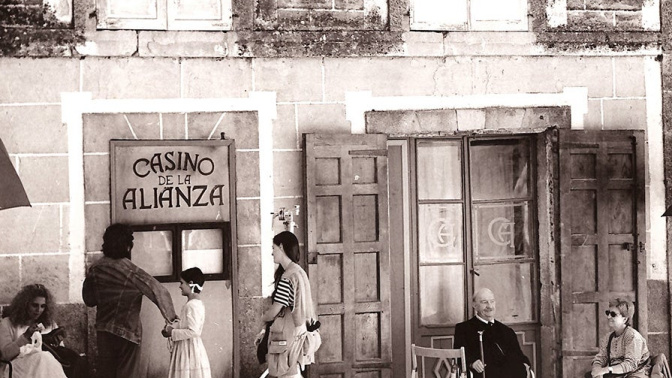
0;284;67;378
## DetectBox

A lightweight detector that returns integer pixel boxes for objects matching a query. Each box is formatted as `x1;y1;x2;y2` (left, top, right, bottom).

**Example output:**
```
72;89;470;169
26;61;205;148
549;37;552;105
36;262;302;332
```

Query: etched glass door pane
417;140;462;200
472;202;532;260
470;139;530;200
420;265;465;325
474;263;534;323
132;230;173;276
182;229;223;274
418;204;463;263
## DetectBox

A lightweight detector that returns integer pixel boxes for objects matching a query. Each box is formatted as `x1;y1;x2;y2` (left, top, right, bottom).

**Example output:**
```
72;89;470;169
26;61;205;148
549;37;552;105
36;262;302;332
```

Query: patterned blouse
591;326;650;373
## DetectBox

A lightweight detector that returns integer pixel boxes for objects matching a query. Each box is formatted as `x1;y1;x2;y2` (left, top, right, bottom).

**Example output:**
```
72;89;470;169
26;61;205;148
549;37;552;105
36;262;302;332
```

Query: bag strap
607;332;616;364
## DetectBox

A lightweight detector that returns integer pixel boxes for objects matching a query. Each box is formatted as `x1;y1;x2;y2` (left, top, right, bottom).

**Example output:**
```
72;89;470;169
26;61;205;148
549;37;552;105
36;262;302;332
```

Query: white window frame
410;0;528;31
97;0;232;31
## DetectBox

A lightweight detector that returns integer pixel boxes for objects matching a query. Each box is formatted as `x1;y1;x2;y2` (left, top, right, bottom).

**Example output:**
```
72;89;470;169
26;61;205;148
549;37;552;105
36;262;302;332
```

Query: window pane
132;230;173;276
420;265;464;326
474;263;534;323
182;229;224;275
411;0;468;30
418;204;463;263
470;139;530;200
473;202;532;260
417;141;462;200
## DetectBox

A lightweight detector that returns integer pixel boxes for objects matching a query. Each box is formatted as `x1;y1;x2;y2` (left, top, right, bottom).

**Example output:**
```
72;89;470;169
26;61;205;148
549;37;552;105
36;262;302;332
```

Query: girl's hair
272;231;300;285
609;297;636;326
8;284;55;326
180;267;205;293
102;223;134;259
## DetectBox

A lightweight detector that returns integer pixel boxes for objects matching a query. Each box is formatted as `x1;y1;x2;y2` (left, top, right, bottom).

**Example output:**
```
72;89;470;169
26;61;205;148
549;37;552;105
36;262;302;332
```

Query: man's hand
471;359;486;373
591;366;609;377
161;325;173;338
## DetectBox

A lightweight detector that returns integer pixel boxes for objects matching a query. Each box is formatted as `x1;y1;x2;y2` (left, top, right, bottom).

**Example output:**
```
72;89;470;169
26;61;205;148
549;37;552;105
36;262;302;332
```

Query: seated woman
0;284;67;378
587;298;651;378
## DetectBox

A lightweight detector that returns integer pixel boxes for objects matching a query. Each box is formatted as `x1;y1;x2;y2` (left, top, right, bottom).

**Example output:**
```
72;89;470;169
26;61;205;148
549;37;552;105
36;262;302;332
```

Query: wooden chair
411;344;467;378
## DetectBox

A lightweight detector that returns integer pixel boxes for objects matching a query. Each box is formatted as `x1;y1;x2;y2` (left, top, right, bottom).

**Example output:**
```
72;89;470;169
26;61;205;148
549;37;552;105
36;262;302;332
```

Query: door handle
308;252;318;264
470;268;480;276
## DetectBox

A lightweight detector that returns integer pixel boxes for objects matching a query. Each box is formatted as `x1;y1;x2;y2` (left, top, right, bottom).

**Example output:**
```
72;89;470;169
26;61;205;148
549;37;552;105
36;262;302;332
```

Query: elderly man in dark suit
454;288;531;378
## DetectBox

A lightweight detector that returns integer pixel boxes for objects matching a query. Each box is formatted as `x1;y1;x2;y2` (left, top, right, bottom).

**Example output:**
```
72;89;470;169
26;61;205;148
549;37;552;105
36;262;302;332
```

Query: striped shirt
272;278;295;310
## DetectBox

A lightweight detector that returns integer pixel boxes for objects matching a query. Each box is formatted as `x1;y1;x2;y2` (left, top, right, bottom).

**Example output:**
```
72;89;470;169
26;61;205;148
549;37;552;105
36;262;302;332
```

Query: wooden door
304;134;392;378
559;130;646;377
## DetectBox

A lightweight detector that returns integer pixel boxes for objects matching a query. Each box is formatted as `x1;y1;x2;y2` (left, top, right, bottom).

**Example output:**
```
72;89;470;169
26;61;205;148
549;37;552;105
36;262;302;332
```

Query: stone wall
0;54;662;376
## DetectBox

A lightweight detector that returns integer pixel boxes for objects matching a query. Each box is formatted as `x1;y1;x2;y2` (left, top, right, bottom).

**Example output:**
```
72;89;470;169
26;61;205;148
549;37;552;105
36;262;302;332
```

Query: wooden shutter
304;134;392;378
97;0;167;30
167;0;232;30
559;130;646;377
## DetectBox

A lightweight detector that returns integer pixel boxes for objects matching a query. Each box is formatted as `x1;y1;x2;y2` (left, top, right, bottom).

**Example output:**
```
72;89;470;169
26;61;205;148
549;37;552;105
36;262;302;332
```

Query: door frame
387;139;413;378
61;91;279;378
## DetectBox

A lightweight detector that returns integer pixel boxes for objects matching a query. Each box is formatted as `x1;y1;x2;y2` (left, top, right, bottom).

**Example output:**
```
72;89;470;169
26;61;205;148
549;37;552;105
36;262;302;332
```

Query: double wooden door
302;129;646;378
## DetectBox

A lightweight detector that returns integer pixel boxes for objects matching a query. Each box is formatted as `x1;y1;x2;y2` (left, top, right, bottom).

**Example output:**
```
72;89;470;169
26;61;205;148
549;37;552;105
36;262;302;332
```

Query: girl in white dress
163;267;211;378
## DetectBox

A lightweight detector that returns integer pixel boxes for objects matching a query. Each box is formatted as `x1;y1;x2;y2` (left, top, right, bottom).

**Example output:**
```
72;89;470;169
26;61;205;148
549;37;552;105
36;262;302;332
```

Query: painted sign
111;140;233;224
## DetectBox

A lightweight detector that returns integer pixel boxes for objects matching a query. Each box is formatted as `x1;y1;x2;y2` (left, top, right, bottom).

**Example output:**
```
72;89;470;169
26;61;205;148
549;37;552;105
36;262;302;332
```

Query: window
410;0;528;31
97;0;232;30
131;222;231;282
414;136;537;327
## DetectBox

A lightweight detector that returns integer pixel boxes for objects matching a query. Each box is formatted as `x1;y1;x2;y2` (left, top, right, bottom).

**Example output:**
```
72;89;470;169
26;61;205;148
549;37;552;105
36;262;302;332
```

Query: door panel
559;130;646;376
305;134;392;378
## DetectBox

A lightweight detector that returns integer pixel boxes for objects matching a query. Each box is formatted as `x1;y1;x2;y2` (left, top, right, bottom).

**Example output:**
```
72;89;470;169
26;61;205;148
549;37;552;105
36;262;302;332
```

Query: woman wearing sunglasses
586;298;651;377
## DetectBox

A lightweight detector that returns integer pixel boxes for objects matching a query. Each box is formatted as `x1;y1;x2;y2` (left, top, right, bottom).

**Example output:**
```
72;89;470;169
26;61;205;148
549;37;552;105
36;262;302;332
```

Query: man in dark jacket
82;223;178;378
454;288;531;378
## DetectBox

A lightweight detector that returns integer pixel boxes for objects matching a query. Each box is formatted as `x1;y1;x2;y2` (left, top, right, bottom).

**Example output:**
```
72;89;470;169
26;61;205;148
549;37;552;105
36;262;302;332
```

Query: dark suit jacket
454;316;530;378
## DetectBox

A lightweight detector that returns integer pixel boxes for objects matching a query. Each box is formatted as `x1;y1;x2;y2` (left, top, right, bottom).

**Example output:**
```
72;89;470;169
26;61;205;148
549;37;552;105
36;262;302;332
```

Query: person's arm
454;322;479;370
130;265;177;322
82;268;97;307
0;319;30;361
262;278;294;322
170;303;203;341
590;333;609;376
505;326;531;366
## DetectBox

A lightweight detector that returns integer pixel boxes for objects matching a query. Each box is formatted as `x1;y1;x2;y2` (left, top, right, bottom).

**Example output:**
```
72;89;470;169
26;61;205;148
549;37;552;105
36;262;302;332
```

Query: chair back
411;344;467;378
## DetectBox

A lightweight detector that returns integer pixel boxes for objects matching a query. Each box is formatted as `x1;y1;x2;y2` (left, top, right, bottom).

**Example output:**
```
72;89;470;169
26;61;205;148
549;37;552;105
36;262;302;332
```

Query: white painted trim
61;91;278;301
62;92;91;303
346;88;589;133
250;91;278;298
645;56;666;280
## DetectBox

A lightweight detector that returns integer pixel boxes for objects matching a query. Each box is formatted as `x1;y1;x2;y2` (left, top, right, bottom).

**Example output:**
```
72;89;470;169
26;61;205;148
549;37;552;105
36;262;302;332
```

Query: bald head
472;288;496;321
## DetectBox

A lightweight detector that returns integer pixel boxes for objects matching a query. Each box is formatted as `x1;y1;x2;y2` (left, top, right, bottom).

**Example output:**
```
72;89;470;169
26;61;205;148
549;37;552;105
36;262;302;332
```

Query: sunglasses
605;310;621;318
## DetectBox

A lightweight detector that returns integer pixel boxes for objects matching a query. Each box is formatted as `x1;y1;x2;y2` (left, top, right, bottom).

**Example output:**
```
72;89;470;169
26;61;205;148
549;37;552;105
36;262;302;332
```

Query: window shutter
167;0;232;30
470;0;528;31
304;133;392;377
97;0;167;29
410;0;468;31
